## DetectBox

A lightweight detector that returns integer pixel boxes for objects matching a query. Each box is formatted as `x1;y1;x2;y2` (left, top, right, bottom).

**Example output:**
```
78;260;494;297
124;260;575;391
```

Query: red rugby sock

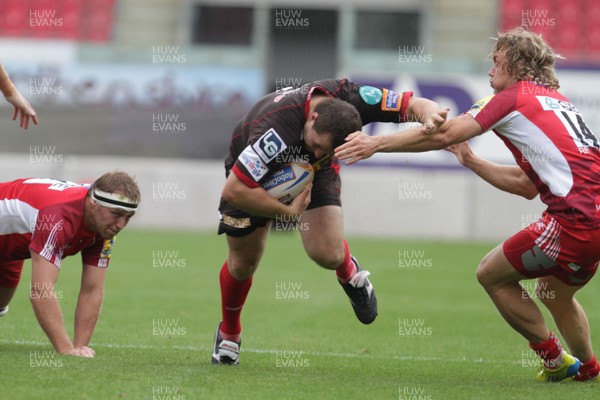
336;240;357;284
219;261;252;342
529;331;564;369
574;355;600;381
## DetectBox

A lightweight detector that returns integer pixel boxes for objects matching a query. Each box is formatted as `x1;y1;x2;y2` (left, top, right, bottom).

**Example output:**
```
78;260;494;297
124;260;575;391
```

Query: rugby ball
262;161;314;204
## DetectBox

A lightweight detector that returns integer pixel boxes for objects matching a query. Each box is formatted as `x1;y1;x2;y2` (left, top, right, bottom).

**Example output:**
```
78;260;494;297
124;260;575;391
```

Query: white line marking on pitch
1;339;517;365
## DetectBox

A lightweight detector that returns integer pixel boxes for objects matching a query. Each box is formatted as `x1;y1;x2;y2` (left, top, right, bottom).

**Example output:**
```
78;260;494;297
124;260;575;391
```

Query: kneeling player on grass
0;171;140;357
335;28;600;382
212;78;444;365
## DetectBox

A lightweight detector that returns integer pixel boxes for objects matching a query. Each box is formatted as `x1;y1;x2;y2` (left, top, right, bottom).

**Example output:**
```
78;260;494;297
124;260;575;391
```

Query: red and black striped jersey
224;78;413;187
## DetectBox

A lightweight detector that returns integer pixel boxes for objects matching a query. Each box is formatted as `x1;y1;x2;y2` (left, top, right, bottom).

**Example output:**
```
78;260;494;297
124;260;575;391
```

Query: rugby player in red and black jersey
212;78;443;365
336;28;600;382
0;171;140;357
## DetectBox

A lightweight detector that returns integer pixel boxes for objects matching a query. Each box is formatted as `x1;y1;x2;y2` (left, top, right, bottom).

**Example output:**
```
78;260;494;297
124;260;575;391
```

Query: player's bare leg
477;245;580;381
300;205;377;324
476;245;549;342
226;223;271;279
212;224;271;365
536;276;592;360
537;276;599;381
299;206;344;270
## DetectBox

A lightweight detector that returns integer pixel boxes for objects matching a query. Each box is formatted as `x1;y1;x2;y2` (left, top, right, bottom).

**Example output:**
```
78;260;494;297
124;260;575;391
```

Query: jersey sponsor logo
537;96;580;113
239;146;269;181
221;214;251;229
359;86;383;105
381;88;401;111
101;238;115;259
253;128;287;163
466;95;494;118
262;165;296;190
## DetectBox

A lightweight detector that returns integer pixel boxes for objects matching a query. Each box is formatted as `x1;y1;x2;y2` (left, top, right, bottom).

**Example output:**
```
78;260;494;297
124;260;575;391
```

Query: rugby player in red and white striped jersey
0;171;140;357
336;27;600;382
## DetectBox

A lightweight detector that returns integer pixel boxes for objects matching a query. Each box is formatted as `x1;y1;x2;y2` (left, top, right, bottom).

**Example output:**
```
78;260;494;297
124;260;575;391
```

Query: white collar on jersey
92;189;138;212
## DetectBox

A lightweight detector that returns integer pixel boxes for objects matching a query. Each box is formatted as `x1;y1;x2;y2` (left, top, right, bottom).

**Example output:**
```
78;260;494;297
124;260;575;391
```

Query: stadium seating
501;0;599;65
0;0;116;42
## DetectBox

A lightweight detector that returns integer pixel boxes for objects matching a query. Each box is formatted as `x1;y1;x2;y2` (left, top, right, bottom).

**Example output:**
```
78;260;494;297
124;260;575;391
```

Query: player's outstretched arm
30;251;94;357
0;64;38;129
335;113;483;165
73;264;107;354
446;141;538;199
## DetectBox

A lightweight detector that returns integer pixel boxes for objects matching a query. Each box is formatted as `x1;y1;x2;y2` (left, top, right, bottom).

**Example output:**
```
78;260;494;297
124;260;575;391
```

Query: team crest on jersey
466;95;494;118
253;128;287;163
359;86;383;105
101;237;115;259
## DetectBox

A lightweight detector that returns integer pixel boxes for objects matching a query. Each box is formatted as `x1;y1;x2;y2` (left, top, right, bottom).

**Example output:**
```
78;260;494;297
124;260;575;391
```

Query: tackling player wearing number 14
336;27;600;382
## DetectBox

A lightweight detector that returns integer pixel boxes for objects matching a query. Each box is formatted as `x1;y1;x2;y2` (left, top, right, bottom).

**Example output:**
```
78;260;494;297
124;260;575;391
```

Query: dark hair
312;98;362;148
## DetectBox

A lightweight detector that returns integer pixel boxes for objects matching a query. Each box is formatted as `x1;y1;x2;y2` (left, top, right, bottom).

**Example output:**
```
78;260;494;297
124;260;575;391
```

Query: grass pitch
1;230;600;399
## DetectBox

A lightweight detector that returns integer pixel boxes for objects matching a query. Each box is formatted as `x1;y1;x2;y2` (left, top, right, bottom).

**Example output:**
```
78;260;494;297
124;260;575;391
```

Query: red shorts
504;213;600;286
0;260;25;288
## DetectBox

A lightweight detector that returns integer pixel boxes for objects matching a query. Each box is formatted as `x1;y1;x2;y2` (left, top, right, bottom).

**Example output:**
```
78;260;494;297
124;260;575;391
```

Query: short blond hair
88;170;141;204
492;27;563;90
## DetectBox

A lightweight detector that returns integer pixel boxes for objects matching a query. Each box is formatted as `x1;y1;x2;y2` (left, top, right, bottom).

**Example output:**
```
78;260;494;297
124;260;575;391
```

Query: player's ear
87;196;98;210
309;111;318;121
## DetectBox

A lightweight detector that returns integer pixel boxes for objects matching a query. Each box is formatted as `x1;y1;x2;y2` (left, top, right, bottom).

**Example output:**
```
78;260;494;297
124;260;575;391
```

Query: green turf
1;230;600;399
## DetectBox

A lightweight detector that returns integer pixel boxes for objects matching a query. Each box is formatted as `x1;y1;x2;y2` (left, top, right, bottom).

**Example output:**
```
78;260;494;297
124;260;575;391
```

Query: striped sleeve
29;218;66;268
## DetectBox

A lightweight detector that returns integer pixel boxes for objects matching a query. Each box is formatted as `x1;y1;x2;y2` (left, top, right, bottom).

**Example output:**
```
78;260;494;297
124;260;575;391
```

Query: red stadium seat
1;0;28;32
0;0;115;42
529;0;554;12
500;0;527;31
554;25;580;60
557;0;580;24
586;24;600;56
59;0;84;39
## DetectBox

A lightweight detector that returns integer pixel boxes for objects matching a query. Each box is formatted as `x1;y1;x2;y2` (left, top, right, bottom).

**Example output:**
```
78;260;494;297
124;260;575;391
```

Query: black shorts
218;163;341;237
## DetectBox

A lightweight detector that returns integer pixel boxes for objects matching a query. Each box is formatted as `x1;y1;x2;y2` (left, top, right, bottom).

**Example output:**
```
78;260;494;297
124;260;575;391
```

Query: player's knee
306;246;344;270
476;260;494;291
227;259;259;280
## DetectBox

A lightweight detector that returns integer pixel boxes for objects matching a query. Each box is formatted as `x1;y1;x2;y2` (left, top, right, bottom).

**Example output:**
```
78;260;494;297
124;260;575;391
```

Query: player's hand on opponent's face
421;108;449;134
5;90;38;129
444;141;474;167
289;182;312;216
61;345;96;358
334;131;376;165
